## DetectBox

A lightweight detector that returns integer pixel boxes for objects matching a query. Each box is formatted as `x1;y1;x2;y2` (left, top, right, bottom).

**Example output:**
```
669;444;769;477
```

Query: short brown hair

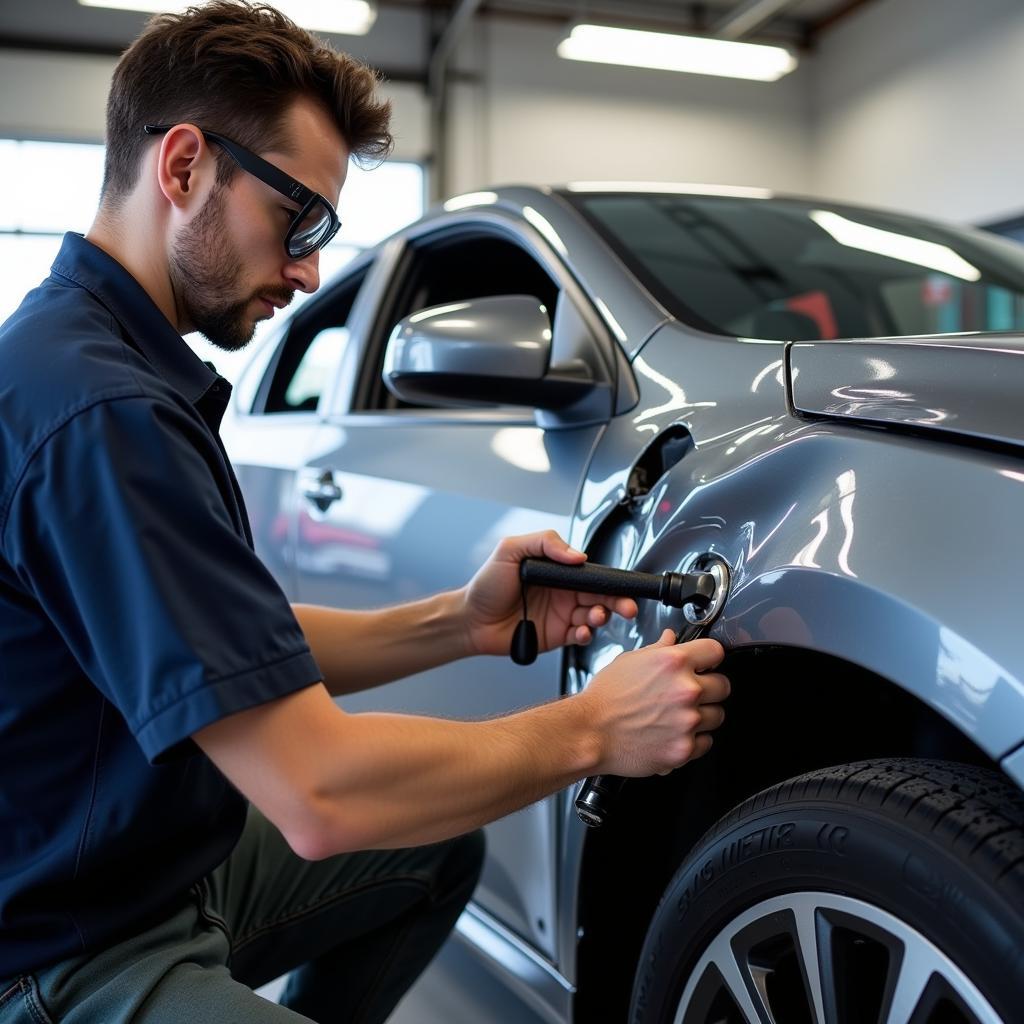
102;0;392;206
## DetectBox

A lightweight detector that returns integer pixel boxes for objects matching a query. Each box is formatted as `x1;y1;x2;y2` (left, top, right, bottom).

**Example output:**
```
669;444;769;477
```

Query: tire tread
630;758;1024;1023
698;758;1024;896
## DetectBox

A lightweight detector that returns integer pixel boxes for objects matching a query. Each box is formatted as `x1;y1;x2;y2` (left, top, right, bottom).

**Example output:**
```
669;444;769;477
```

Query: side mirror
382;295;597;411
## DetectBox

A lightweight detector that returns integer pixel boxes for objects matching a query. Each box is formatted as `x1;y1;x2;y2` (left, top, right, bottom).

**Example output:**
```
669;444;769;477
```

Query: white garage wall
0;10;816;200
0;48;428;161
809;0;1024;224
447;16;813;197
0;50;114;141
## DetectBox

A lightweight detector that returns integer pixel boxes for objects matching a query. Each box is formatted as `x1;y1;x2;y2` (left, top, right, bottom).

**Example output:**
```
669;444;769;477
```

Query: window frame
250;256;373;416
347;214;603;419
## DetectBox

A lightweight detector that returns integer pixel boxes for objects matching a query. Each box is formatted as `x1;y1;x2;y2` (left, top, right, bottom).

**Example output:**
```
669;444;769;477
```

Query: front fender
561;418;1024;978
642;425;1024;760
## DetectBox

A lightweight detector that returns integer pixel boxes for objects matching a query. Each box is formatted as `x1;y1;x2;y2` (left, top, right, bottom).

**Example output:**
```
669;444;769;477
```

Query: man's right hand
580;630;730;777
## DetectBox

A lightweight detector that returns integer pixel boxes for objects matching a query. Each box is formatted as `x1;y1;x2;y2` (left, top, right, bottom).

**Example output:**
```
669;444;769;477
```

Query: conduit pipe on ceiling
428;0;484;201
711;0;798;39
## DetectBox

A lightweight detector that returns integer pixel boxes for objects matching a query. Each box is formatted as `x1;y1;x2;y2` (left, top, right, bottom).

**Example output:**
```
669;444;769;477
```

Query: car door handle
302;471;343;513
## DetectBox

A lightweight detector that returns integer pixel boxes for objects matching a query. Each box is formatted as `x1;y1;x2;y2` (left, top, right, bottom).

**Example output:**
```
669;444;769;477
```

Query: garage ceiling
0;0;876;59
474;1;872;45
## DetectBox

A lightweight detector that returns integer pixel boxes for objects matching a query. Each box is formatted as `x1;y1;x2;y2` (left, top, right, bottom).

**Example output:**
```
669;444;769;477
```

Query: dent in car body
557;317;1024;992
575;320;1024;758
225;186;1024;1017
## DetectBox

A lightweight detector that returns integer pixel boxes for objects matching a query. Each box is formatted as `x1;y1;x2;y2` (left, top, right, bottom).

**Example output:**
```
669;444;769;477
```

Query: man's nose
284;250;320;294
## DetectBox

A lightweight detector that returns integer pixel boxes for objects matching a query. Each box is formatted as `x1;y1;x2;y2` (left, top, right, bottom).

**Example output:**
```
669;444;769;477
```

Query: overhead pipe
427;0;484;202
710;0;798;39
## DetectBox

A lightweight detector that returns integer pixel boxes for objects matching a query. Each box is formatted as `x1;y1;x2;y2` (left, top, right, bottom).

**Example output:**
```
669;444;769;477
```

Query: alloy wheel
674;891;1001;1024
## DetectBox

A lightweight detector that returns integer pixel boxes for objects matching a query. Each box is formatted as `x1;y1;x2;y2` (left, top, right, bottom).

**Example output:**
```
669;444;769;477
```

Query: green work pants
0;805;485;1023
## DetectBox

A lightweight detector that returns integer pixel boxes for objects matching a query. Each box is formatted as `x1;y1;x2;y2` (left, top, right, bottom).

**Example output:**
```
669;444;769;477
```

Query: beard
169;187;292;352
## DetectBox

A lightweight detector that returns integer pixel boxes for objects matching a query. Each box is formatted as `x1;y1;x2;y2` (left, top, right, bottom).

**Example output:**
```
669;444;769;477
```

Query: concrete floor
256;935;551;1022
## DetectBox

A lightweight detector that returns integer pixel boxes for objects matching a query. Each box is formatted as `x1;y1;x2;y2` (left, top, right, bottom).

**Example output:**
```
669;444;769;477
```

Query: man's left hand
462;530;638;658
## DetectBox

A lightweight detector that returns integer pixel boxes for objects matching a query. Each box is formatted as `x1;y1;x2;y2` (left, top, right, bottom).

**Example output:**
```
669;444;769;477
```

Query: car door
225;256;377;599
291;214;614;961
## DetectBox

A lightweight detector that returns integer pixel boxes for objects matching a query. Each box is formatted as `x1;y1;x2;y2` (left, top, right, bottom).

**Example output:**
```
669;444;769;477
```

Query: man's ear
155;124;216;211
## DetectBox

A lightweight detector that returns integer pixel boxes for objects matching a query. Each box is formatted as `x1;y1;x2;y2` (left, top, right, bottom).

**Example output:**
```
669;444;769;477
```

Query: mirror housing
382;295;612;423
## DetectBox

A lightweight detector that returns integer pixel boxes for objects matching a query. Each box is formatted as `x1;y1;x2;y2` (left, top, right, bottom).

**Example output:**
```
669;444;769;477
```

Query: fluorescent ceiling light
557;23;797;82
77;0;377;35
809;210;981;282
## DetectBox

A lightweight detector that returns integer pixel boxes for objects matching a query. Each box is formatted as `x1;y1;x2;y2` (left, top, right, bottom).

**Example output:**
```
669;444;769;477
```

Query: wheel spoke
703;932;773;1023
880;942;934;1024
792;900;827;1024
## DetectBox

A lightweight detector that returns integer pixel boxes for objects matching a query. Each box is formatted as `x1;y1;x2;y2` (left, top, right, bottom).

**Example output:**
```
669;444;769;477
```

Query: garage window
0;139;424;382
0;140;106;326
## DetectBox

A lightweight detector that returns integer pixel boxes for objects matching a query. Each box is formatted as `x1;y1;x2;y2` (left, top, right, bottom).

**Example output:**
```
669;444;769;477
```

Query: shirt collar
50;232;221;407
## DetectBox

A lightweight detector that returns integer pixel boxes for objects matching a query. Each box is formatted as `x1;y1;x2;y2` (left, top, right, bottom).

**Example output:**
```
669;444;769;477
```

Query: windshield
564;191;1024;341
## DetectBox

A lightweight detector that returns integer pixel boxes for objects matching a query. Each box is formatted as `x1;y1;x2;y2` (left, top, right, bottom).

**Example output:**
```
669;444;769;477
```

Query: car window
233;329;280;414
355;230;561;412
282;327;350;410
258;267;368;414
566;192;1024;341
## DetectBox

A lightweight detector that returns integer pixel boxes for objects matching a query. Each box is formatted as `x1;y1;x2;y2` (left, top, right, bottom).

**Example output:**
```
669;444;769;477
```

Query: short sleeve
2;395;322;763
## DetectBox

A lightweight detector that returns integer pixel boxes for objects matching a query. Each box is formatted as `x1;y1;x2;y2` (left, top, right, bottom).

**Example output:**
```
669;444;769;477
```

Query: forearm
195;633;730;860
292;592;473;696
304;694;602;853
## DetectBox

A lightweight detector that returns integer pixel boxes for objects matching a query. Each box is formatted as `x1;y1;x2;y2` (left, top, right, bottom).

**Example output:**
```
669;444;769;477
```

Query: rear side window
258;268;368;414
568;192;1024;340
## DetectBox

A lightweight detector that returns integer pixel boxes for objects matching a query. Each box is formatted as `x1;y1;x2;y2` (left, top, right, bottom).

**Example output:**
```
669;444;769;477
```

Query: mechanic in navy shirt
0;3;729;1021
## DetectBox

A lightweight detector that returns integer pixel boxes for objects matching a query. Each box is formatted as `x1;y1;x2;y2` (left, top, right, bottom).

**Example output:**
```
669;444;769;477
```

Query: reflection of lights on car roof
809;210;981;282
443;191;499;212
522;207;567;256
594;297;626;343
565;181;773;199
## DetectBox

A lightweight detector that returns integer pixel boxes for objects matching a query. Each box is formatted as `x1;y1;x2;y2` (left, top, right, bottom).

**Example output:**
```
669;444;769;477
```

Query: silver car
223;185;1024;1024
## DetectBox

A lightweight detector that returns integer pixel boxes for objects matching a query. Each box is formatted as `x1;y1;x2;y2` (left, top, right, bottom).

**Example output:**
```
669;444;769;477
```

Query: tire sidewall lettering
631;801;1022;1023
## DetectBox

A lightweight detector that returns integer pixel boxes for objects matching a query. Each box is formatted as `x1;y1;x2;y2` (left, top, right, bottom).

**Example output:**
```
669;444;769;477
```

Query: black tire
629;759;1024;1024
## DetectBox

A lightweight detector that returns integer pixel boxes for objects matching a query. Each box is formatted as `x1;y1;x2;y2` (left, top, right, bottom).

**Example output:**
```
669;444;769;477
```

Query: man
0;2;729;1021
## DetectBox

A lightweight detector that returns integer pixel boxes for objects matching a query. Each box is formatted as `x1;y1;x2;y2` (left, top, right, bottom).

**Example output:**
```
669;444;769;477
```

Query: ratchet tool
511;555;729;827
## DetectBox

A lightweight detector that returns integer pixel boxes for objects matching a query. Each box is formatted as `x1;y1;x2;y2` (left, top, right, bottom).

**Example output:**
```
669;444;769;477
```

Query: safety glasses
143;124;341;259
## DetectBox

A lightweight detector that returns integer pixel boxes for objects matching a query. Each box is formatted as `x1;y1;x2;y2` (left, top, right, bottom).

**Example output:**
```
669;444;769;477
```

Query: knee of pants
438;829;486;903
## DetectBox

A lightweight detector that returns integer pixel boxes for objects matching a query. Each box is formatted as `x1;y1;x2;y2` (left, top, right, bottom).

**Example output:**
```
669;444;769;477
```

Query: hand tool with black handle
512;556;724;827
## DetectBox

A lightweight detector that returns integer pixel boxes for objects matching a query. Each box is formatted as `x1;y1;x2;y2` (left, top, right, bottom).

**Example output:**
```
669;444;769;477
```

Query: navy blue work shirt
0;233;322;976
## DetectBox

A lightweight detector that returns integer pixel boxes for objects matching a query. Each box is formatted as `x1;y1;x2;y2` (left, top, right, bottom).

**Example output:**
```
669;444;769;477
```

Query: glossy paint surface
224;186;1024;1022
577;320;1024;756
295;412;599;959
791;334;1024;448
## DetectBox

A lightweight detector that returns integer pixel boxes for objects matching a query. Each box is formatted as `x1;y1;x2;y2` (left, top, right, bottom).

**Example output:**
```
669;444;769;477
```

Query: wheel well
571;645;998;1022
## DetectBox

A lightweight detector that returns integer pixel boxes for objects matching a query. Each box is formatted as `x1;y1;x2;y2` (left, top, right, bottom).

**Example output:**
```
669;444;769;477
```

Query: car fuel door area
568;321;790;680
